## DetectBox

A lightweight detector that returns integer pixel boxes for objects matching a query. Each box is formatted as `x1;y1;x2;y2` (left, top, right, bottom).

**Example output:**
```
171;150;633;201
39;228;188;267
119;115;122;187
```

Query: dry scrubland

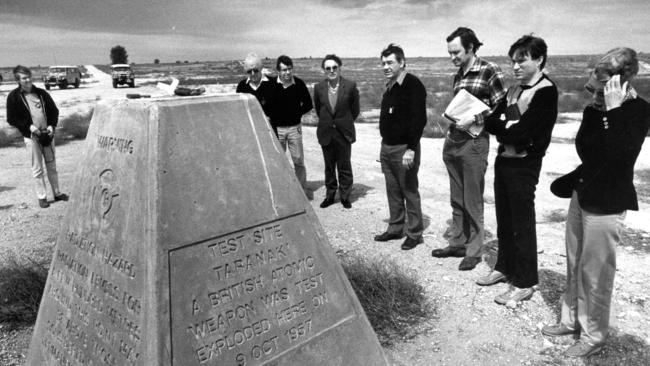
1;57;650;365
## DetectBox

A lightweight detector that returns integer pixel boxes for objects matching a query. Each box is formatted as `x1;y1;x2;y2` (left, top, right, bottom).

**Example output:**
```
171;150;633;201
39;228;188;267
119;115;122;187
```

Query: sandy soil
1;67;649;365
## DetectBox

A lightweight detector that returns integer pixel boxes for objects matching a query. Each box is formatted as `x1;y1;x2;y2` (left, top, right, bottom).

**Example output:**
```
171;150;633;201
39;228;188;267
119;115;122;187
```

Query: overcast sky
1;0;648;66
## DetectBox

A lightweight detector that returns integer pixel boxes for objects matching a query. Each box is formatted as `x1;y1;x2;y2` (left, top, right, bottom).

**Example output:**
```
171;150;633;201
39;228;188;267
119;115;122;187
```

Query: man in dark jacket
373;44;427;250
270;55;313;195
313;54;360;209
6;65;68;208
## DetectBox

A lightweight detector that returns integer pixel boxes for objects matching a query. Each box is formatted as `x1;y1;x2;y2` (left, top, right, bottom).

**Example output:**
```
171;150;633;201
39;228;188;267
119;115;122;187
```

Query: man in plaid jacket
432;27;507;271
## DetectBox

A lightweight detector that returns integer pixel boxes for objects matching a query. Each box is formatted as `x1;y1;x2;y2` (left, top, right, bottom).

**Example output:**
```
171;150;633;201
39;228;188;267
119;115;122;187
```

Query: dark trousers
321;131;353;201
442;134;489;258
380;143;423;239
493;156;542;288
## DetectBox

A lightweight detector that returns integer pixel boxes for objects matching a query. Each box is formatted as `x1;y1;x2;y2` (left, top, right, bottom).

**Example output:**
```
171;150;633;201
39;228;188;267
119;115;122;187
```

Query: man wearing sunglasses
236;53;277;133
271;55;313;196
313;54;360;209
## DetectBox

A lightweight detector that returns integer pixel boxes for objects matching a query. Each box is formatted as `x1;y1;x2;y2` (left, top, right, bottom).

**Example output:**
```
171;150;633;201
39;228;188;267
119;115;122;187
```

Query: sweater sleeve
484;97;507;135
496;86;558;145
406;77;427;151
299;81;313;116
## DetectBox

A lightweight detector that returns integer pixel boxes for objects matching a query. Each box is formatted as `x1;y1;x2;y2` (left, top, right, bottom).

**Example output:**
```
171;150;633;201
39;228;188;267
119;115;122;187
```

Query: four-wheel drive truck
43;65;82;90
111;64;135;88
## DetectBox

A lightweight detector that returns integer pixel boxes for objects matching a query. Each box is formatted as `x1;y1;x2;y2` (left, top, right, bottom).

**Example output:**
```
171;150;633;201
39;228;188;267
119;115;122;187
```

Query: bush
339;252;435;346
57;109;94;140
0;128;22;148
0;247;52;324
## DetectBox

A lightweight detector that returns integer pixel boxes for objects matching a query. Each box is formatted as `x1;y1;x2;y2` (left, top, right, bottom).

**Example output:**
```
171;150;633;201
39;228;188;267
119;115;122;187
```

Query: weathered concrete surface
27;94;388;366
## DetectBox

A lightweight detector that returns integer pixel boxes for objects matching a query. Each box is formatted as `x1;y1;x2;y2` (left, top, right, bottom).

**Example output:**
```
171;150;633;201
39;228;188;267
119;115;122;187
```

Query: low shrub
339;252;435;346
0;128;23;148
57;108;94;140
0;246;52;324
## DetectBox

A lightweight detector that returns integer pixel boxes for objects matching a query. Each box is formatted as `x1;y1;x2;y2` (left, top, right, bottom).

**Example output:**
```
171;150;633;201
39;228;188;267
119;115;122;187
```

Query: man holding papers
433;27;507;271
480;35;557;304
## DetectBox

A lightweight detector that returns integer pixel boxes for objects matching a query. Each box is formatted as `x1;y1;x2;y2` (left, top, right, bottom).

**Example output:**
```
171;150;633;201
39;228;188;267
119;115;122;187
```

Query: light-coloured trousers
560;191;625;345
276;125;307;189
24;136;60;200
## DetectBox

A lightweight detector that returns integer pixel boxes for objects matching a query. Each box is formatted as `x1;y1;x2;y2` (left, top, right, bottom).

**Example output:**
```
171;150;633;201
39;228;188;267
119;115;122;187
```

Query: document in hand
439;88;490;137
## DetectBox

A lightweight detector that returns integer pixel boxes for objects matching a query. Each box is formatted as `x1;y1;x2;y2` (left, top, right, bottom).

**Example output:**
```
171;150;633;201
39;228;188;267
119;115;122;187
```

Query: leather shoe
565;340;603;358
374;231;404;242
320;197;335;208
38;198;50;208
431;246;466;258
496;286;533;305
401;236;423;250
476;270;506;286
541;324;579;337
458;256;480;271
494;286;514;305
54;193;69;202
341;199;351;209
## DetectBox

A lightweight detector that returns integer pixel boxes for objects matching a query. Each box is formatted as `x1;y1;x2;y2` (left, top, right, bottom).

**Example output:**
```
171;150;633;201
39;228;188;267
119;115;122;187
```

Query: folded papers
439;89;490;137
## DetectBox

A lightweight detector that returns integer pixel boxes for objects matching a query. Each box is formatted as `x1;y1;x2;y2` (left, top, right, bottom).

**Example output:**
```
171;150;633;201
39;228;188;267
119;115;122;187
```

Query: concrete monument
27;95;388;365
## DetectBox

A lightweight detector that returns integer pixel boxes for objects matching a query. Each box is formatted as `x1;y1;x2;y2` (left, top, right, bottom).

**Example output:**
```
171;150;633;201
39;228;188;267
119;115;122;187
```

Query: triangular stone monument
26;94;389;365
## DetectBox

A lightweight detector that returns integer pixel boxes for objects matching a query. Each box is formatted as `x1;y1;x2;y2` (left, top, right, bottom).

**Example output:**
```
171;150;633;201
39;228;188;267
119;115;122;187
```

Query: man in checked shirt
431;27;507;271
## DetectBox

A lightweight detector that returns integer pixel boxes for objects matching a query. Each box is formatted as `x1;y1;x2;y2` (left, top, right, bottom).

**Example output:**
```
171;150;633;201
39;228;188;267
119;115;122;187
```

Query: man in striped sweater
481;35;558;304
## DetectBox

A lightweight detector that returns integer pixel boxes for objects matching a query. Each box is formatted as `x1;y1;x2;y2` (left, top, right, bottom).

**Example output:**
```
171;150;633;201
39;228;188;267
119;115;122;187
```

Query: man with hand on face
313;54;360;209
373;44;427;251
236;52;277;133
6;65;68;208
433;27;507;271
270;55;313;196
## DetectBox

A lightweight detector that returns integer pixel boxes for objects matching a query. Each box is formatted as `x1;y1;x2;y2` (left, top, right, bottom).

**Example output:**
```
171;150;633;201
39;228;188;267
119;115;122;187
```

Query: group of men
236;52;359;208
8;26;549;303
239;27;560;315
237;27;515;273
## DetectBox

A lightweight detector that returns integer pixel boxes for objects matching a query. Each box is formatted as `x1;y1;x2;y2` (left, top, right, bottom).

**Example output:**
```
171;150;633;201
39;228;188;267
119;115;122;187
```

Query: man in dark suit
313;54;360;209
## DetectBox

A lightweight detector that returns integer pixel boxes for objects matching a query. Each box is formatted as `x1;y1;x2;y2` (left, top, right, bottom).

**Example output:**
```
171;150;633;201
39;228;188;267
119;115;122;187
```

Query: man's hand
402;149;415;169
455;115;475;131
30;125;42;137
47;126;55;137
604;74;627;111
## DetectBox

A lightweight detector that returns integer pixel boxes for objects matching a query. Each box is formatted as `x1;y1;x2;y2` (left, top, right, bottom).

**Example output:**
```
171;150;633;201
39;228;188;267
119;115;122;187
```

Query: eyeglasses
325;65;339;72
246;68;260;75
584;73;611;94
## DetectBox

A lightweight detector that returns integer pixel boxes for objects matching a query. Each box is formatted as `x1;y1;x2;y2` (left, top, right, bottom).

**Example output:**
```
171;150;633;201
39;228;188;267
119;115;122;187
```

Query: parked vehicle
43;65;82;90
111;64;135;88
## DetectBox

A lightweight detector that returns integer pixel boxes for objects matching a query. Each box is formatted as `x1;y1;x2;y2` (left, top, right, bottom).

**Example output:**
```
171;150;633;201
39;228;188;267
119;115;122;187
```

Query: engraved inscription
37;245;142;365
97;135;134;154
169;215;357;366
65;230;137;279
